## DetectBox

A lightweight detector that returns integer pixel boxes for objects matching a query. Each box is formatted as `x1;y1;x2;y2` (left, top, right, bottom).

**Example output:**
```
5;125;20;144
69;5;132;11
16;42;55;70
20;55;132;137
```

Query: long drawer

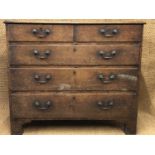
11;92;136;119
9;44;140;66
10;67;138;91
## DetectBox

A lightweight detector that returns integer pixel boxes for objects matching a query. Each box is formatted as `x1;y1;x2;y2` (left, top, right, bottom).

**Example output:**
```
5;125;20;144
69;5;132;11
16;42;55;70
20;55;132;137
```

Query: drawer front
76;25;143;42
11;92;136;119
6;24;73;42
10;68;138;91
9;44;140;66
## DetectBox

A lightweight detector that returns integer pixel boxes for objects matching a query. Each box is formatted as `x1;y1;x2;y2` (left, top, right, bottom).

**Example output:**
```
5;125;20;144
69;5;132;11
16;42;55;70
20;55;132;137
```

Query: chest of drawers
5;21;144;135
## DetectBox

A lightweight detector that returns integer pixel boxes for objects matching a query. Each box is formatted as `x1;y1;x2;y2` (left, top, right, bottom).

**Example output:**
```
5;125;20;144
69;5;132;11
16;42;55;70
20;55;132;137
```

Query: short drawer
9;44;140;66
10;67;138;91
6;24;73;42
76;25;143;42
11;92;136;119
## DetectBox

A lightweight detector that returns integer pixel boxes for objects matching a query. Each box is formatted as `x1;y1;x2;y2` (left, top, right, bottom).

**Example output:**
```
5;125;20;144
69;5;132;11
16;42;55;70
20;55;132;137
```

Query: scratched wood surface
9;44;140;66
11;92;135;119
0;19;155;134
9;67;138;91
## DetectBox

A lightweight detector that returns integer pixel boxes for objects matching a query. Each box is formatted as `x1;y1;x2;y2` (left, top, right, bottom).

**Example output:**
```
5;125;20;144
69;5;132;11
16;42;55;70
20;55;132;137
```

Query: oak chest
5;21;144;134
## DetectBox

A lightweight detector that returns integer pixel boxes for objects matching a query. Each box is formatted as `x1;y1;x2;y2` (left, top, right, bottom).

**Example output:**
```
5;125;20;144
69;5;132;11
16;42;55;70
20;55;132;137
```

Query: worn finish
9;44;140;66
10;67;138;91
11;92;136;119
6;24;73;42
76;25;143;42
5;21;144;135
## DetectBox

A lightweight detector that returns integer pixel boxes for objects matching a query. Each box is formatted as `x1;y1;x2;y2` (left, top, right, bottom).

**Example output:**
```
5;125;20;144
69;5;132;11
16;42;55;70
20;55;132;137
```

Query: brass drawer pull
96;100;114;110
33;74;52;84
99;28;119;37
98;50;117;59
32;28;51;38
33;50;51;59
33;100;52;110
97;73;117;84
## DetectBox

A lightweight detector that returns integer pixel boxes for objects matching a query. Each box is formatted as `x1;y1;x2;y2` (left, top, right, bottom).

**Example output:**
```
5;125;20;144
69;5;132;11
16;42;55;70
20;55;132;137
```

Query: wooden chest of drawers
5;21;144;135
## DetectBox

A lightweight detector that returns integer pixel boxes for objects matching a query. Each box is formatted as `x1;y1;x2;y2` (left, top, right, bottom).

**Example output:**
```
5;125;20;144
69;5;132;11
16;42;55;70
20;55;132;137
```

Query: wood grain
11;92;136;119
6;24;73;42
3;20;145;135
9;44;140;66
1;19;155;135
76;25;143;42
9;67;138;91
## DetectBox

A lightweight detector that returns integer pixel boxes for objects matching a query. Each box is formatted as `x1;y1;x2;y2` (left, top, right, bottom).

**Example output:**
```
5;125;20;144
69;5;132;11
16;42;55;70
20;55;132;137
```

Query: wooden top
4;19;146;24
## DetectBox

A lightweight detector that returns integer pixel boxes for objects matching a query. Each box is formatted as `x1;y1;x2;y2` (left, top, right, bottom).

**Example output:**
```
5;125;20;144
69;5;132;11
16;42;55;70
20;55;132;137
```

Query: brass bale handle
96;100;114;110
32;28;51;38
99;28;119;37
33;50;51;59
33;74;52;84
98;50;117;60
33;100;52;110
97;73;117;84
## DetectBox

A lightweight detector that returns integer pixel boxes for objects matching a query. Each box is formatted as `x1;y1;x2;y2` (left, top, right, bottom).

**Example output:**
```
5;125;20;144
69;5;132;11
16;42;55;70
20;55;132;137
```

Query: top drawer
76;25;143;42
6;24;73;42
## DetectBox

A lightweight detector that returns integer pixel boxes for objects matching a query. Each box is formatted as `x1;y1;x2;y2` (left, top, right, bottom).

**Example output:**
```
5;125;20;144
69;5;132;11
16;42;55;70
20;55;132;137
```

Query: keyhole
39;27;43;31
73;70;76;75
69;96;76;110
73;47;76;52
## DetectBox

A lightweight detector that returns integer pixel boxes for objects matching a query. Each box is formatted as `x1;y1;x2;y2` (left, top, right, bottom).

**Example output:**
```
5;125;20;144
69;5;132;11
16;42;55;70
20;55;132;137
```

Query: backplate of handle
97;73;117;84
33;50;51;59
33;74;52;84
32;28;51;38
99;28;119;37
33;100;52;110
98;50;117;59
96;100;114;110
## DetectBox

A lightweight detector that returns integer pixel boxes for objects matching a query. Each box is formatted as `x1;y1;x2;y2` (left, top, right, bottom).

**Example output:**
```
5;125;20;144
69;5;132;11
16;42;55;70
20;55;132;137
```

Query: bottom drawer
11;92;136;120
